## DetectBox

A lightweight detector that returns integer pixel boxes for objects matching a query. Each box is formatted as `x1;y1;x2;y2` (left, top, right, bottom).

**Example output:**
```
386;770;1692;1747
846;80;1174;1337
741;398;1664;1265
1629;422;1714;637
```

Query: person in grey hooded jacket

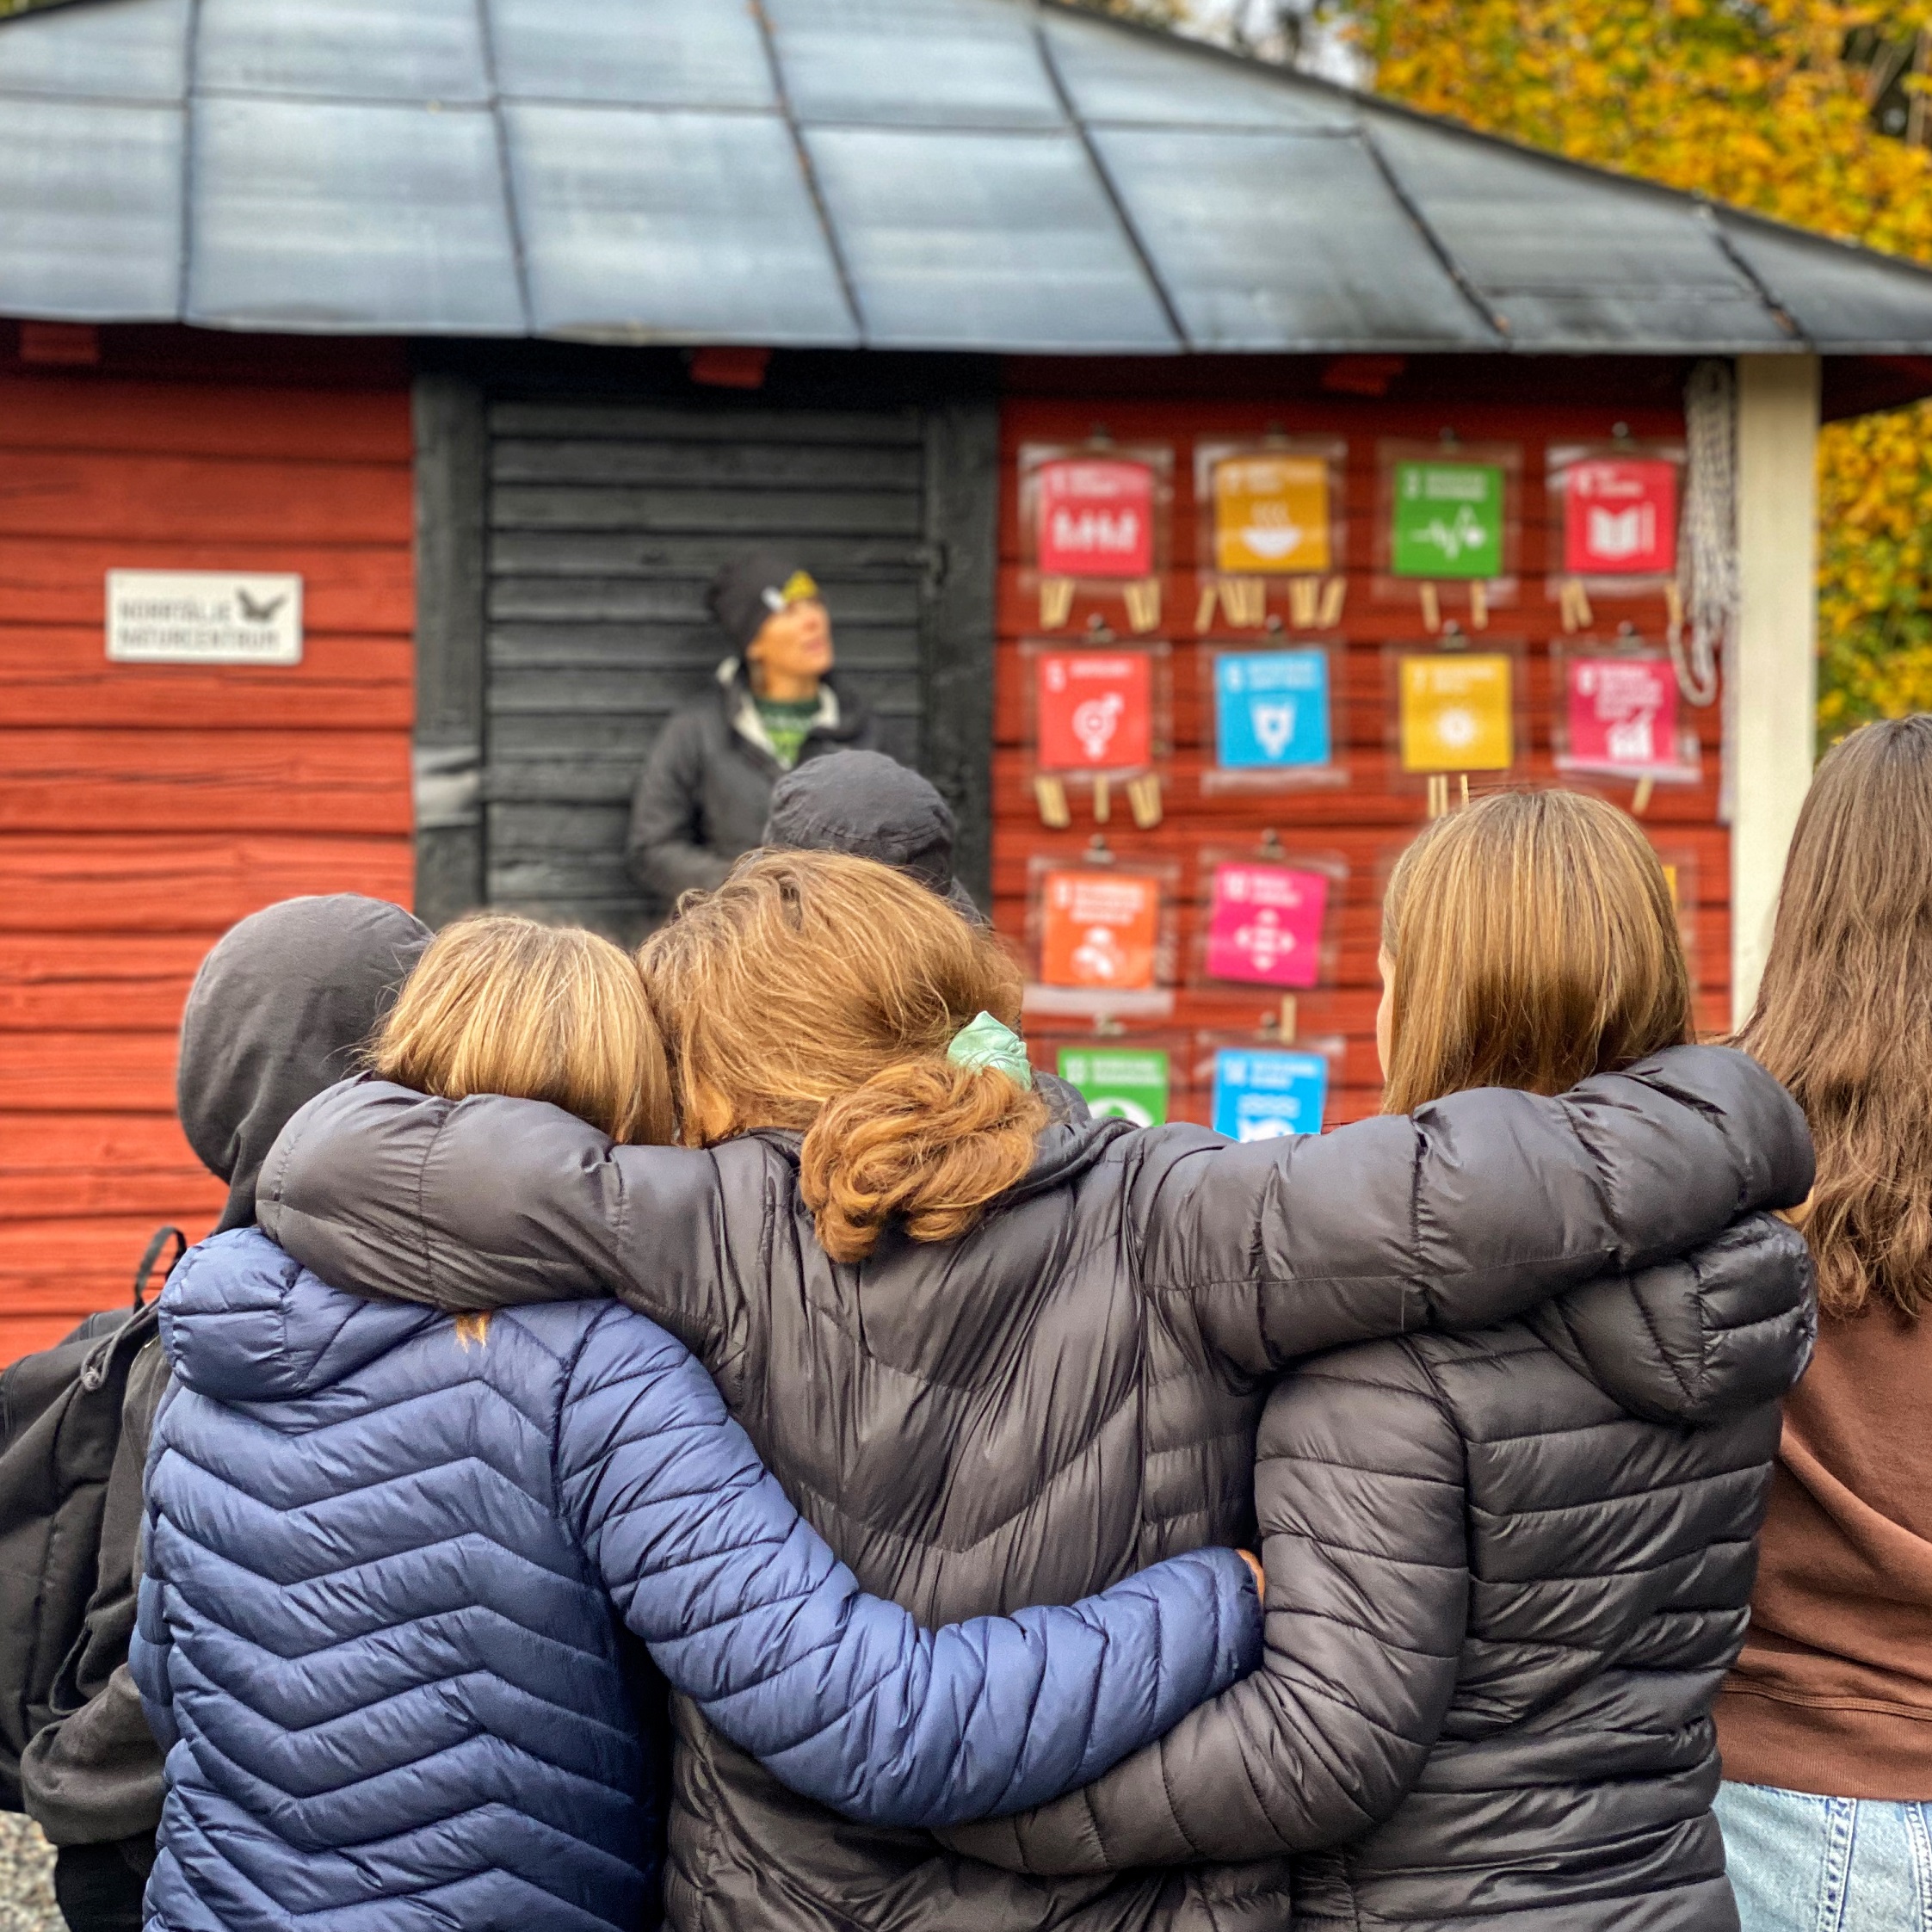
255;849;1816;1932
20;894;430;1932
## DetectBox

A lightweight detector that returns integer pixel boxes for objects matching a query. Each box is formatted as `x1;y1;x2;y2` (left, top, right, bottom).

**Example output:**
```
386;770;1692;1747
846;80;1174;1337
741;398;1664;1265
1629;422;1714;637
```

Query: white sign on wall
105;571;304;665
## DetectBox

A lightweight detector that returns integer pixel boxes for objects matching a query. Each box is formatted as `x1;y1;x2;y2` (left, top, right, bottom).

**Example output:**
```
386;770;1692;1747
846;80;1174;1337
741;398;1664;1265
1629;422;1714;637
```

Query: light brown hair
639;850;1048;1262
1741;716;1932;1318
1380;788;1692;1114
370;912;674;1147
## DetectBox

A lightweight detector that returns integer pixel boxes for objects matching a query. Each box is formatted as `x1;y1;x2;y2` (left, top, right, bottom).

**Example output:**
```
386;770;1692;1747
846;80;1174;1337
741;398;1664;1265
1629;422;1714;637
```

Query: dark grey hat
762;750;981;919
705;551;821;654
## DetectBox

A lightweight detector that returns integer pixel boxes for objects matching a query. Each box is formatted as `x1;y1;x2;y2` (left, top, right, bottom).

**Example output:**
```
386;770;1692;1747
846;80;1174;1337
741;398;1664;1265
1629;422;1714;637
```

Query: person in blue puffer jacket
130;914;1262;1932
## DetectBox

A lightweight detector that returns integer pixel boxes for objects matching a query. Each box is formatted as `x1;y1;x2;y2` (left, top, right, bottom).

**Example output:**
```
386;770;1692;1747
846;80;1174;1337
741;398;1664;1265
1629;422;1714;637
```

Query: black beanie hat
706;551;821;655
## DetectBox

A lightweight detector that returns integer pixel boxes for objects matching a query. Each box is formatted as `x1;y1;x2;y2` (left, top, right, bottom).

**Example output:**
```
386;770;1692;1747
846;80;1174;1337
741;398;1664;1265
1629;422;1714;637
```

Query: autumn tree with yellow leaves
1347;0;1932;739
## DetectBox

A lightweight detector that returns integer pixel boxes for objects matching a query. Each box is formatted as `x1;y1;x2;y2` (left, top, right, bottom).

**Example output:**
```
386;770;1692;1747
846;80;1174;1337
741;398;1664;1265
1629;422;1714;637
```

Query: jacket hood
177;893;431;1231
161;1225;437;1403
1528;1213;1817;1425
762;750;981;919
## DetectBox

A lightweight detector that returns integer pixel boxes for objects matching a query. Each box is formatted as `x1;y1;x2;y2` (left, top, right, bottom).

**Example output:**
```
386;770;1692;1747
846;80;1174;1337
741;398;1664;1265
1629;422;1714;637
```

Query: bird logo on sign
236;588;288;624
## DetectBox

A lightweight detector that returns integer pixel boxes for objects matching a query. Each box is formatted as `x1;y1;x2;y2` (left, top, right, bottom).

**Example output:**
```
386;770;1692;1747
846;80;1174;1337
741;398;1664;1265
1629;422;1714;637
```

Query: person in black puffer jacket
255;849;1814;1932
953;792;1817;1932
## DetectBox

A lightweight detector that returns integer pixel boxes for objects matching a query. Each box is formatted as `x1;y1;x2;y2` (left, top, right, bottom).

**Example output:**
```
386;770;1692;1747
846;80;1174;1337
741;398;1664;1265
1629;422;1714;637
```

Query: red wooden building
5;0;1932;1355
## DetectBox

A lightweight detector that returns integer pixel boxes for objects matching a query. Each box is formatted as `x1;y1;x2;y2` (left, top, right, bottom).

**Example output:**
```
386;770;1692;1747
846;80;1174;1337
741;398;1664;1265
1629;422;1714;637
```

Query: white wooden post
1731;354;1821;1027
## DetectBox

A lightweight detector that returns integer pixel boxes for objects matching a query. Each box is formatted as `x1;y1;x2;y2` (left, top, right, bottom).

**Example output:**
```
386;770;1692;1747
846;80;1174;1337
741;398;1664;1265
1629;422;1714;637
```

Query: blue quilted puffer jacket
131;1229;1261;1932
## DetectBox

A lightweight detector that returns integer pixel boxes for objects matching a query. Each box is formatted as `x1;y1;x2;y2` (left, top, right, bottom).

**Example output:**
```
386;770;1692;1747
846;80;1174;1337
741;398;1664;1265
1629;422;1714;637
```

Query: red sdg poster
1565;656;1680;774
1036;651;1152;773
1037;460;1154;578
1564;460;1678;576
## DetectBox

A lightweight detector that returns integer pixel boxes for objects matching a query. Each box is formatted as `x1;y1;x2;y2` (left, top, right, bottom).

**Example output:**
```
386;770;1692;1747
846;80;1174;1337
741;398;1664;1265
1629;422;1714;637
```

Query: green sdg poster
1392;461;1504;578
1057;1046;1170;1126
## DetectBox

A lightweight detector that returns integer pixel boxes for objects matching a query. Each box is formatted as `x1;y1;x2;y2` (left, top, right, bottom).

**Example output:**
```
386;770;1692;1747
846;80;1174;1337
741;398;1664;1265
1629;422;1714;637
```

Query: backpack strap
133;1226;187;1312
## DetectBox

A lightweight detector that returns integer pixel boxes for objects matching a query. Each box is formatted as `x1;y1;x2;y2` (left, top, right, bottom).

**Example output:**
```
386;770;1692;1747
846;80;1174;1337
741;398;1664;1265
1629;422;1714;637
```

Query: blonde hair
639;850;1048;1262
370;912;674;1146
1742;716;1932;1318
1380;789;1692;1115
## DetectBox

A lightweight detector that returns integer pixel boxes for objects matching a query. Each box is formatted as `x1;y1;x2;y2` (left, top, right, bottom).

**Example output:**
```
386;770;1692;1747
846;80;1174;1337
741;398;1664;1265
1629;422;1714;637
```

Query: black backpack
0;1228;184;1811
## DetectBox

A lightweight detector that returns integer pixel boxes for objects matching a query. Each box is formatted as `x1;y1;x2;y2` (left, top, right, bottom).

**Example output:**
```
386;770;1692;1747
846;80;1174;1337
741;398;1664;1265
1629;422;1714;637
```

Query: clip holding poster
1195;437;1347;635
1019;441;1173;633
1026;850;1178;1019
1022;638;1170;826
1552;639;1701;786
1375;437;1521;627
1194;841;1346;993
1389;639;1523;783
1201;641;1346;793
1196;1031;1343;1141
1546;442;1685;624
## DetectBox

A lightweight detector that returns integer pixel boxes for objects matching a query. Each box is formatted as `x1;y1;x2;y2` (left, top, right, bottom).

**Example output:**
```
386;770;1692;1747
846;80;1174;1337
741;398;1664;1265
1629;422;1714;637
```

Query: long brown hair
1741;716;1932;1318
1380;788;1692;1114
370;912;674;1146
639;850;1048;1262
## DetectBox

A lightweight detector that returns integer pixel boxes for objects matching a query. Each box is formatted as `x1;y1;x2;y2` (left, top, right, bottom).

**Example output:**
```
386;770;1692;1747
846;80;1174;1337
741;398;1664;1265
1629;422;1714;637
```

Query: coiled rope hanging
1674;359;1736;707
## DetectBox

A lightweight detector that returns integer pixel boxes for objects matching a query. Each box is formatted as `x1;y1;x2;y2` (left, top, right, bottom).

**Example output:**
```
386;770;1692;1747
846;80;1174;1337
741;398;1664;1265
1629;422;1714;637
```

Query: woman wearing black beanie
626;550;879;910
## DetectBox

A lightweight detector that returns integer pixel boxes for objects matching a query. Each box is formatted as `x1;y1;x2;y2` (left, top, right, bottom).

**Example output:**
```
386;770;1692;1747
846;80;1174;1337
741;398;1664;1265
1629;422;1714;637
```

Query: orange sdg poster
1398;653;1514;772
1213;455;1330;574
1040;869;1161;990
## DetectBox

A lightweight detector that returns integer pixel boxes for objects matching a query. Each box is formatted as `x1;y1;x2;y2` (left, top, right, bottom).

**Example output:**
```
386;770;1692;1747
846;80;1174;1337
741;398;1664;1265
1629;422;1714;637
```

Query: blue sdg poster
1211;1047;1330;1142
1213;649;1331;771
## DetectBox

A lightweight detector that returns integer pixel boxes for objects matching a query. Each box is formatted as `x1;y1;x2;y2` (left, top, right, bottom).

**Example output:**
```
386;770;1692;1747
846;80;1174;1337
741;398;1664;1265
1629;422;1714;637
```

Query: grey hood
176;893;430;1232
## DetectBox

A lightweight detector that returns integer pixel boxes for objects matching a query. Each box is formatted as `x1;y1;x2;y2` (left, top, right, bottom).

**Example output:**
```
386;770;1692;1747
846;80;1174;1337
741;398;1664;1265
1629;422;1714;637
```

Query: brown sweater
1715;1300;1932;1798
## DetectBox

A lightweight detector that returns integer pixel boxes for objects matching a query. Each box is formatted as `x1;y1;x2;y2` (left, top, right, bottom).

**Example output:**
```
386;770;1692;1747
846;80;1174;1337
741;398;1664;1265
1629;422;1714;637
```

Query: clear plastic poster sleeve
1194;1031;1343;1141
1375;438;1522;630
1044;1034;1182;1127
1194;840;1346;993
1194;438;1348;633
1387;639;1525;789
1201;642;1345;793
1546;441;1686;630
1019;441;1174;633
1552;639;1701;785
1025;851;1178;1020
1023;639;1170;828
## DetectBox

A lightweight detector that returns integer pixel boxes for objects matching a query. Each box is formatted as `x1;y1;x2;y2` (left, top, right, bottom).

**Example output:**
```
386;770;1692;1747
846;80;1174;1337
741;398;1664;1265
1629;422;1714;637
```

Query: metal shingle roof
5;0;1932;354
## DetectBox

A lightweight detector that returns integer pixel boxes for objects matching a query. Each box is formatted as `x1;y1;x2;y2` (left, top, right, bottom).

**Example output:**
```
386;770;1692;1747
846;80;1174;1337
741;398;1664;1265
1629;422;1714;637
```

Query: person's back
951;791;1815;1929
258;849;1815;1932
135;915;1276;1932
1707;718;1932;1931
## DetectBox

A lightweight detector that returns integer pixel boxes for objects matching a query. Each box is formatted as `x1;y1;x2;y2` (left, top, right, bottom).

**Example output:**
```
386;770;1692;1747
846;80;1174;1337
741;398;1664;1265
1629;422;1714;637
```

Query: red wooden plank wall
0;366;415;1361
993;390;1726;1130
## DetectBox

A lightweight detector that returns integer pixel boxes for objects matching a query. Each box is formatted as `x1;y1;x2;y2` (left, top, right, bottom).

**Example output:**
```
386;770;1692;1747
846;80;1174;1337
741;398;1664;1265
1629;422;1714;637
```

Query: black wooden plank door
412;373;997;939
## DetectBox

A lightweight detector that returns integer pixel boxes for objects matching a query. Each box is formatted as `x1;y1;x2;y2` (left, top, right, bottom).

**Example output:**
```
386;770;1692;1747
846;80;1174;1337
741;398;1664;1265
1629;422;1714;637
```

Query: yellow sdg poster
1213;456;1330;575
1398;653;1514;772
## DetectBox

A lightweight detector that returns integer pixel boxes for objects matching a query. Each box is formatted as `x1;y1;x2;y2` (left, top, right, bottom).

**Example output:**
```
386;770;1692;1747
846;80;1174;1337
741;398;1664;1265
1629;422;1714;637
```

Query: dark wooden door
412;370;997;939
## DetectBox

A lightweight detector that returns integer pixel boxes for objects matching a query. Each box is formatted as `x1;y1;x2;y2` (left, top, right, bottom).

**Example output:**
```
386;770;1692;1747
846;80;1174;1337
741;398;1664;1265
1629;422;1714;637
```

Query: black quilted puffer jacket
259;1046;1812;1932
945;1215;1817;1931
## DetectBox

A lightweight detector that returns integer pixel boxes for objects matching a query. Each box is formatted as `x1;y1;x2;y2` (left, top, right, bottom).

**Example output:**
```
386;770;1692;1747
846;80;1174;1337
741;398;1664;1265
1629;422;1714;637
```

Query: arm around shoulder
1135;1043;1813;1375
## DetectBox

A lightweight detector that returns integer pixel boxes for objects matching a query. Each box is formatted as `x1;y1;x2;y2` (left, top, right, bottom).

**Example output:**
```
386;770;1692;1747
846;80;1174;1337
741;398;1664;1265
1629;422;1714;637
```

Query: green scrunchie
947;1011;1034;1089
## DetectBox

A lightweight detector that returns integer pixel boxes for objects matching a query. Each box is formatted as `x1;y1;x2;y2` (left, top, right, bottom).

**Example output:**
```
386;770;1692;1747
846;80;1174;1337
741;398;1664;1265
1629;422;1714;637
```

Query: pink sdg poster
1565;656;1679;774
1205;863;1328;989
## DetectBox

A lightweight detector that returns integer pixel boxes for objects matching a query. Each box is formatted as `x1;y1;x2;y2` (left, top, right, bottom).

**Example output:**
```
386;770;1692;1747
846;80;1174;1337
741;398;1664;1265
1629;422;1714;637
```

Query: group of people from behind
15;715;1932;1932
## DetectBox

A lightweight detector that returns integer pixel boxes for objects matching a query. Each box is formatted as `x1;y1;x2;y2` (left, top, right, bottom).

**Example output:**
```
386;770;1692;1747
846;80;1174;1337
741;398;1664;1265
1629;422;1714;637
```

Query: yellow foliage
1346;0;1932;742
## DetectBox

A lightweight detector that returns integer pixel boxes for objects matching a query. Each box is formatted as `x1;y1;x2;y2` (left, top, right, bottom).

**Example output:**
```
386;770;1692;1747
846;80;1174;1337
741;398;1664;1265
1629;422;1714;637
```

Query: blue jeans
1717;1780;1932;1931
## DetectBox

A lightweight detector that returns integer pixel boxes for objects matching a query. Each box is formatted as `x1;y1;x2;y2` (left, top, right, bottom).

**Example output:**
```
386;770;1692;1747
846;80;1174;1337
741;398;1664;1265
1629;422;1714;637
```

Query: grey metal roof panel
765;0;1065;129
1092;126;1495;349
194;0;490;103
506;104;858;344
1042;8;1352;130
1364;114;1793;349
187;97;524;331
0;0;186;102
805;124;1177;349
488;0;773;108
1714;209;1932;352
0;96;181;318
